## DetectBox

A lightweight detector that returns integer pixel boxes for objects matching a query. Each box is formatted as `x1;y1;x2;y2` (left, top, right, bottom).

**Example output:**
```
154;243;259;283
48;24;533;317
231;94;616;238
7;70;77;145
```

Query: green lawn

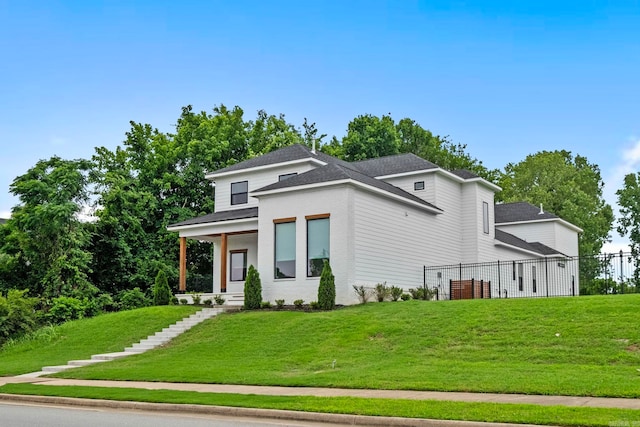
1;383;639;427
0;306;199;376
53;295;640;397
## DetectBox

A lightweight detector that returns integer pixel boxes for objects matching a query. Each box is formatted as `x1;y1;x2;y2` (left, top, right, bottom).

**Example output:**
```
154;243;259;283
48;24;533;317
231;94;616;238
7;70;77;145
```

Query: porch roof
168;207;258;229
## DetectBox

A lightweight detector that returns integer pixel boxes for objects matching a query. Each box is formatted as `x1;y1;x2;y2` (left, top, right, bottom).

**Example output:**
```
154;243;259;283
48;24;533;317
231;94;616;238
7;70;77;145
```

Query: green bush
179;298;188;305
191;292;202;305
203;299;213;307
390;286;403;301
153;269;172;306
214;295;225;305
95;293;117;312
46;296;85;324
244;265;262;310
0;289;39;345
317;261;336;310
400;293;411;301
374;282;390;302
408;287;437;301
309;301;320;310
353;285;371;304
275;299;285;309
260;301;272;309
117;287;151;311
293;299;304;309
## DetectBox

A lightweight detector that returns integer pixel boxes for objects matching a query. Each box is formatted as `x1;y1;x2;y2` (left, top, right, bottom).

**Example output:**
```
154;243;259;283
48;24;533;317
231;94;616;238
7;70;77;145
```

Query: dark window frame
229;249;248;282
274;219;296;279
278;172;297;182
482;201;490;234
231;181;248;205
414;181;425;191
306;214;330;277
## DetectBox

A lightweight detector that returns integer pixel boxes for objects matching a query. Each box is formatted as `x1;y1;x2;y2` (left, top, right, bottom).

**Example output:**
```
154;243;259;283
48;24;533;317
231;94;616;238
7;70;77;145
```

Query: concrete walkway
1;375;639;410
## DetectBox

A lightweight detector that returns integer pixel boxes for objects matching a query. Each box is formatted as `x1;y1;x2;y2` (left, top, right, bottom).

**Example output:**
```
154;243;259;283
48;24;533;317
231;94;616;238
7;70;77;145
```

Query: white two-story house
168;144;581;305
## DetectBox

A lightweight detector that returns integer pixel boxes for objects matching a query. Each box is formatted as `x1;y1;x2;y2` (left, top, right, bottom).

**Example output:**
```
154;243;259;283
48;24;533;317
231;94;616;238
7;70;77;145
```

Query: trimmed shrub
153;269;172;306
244;265;262;309
353;285;372;304
191;293;202;305
309;301;320;310
317;261;336;310
275;299;285;309
214;295;225;305
260;301;271;309
293;299;304;309
117;287;151;311
400;293;411;301
203;299;213;307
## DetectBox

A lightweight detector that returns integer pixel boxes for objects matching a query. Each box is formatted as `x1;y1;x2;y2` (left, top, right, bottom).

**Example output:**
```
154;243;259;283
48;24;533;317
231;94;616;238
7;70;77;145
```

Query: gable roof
168;207;258;229
494;229;564;256
252;163;442;213
450;169;480;179
208;144;350;177
494;202;559;223
353;153;438;177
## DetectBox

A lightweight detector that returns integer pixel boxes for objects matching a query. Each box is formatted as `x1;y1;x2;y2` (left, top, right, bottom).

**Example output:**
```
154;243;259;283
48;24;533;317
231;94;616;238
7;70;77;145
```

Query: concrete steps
17;308;223;378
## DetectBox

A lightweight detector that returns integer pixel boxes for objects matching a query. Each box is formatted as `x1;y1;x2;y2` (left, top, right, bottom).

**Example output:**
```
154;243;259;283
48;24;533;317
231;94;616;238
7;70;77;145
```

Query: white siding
255;185;354;305
496;222;557;252
211;233;258;294
382;173;437;205
213;163;316;212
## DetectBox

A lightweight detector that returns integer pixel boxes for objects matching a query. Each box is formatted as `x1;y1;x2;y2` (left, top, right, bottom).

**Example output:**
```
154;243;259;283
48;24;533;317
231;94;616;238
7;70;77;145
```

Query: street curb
0;393;547;427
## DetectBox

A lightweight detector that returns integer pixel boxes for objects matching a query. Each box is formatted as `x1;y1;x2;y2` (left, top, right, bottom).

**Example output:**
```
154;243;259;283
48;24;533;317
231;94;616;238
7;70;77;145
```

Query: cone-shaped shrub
317;260;335;310
244;265;262;309
153;269;172;306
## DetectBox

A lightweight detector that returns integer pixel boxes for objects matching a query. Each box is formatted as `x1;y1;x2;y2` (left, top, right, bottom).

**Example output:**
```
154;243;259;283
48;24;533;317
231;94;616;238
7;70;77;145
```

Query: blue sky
0;1;638;251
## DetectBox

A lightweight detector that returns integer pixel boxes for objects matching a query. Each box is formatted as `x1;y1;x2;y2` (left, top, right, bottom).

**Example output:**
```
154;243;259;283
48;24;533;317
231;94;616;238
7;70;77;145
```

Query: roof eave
252;179;443;215
167;217;258;232
496;218;583;233
494;240;559;258
205;157;326;180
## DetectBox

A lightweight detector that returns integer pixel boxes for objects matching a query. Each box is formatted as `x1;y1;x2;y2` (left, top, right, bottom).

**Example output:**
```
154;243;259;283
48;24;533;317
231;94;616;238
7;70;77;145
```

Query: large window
230;250;247;282
307;215;330;277
483;201;489;234
274;220;296;279
231;181;248;205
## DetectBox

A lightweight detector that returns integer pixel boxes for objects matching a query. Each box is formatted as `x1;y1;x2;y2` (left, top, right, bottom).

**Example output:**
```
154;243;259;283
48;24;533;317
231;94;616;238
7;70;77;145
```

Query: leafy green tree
342;114;400;161
153;269;172;305
317;261;336;310
0;289;39;345
8;157;96;298
498;150;614;290
243;265;262;310
616;172;640;286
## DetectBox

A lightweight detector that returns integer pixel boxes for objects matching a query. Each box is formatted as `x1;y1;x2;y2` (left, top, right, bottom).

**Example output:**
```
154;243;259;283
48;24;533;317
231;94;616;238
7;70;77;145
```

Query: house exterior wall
212;163;316;212
382;173;437;205
496;220;580;258
254;185;354;305
211;233;258;294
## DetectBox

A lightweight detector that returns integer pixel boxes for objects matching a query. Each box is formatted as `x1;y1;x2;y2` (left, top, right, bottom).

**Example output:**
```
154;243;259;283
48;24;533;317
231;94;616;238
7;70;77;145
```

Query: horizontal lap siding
214;164;316;211
353;190;452;289
496;223;557;251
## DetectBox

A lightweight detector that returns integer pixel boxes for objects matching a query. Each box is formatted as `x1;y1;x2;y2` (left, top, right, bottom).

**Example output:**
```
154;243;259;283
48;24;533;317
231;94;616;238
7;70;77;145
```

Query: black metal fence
424;251;639;300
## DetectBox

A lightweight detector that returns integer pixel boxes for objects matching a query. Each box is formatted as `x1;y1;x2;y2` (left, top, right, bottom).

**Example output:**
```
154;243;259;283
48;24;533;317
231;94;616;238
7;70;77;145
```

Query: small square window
278;173;297;182
414;181;425;191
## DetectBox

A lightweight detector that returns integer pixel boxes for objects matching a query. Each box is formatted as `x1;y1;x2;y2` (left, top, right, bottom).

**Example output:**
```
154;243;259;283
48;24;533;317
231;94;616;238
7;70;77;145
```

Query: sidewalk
2;375;640;410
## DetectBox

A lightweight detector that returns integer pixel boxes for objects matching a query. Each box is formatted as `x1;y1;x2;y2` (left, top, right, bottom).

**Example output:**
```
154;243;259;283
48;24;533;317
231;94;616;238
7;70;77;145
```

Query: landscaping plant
317;260;336;310
152;269;172;306
243;265;262;309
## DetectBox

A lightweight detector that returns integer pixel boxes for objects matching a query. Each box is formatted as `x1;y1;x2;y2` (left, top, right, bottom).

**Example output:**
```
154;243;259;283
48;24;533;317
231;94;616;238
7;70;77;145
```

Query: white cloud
0;210;11;220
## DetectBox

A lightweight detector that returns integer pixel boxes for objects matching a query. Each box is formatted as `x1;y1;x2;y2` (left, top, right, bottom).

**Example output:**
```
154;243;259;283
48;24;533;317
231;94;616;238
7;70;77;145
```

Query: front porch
168;207;259;300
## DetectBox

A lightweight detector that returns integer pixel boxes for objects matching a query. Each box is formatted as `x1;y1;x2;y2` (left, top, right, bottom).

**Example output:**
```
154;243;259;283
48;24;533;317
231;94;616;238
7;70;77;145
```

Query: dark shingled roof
209;144;350;175
254;163;442;212
495;229;563;256
450;169;480;179
353;153;438;177
494;202;558;223
168;207;258;228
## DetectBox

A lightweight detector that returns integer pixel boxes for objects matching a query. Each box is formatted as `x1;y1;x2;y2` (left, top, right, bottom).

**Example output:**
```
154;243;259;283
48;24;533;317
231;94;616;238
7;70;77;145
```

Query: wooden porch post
220;233;227;293
179;237;187;291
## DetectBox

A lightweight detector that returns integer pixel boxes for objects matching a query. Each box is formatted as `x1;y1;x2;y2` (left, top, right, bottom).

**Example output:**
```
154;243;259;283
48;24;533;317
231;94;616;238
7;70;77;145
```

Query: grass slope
0;306;199;376
54;295;640;397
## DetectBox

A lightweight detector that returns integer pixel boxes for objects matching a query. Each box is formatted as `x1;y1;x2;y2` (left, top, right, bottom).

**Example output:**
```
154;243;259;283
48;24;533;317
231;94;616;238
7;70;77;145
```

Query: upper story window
279;172;297;182
231;181;248;205
483;201;490;234
414;181;425;191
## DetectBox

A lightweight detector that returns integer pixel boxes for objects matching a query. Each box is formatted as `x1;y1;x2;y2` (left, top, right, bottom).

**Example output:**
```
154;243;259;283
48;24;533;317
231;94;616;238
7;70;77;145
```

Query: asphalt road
0;402;347;427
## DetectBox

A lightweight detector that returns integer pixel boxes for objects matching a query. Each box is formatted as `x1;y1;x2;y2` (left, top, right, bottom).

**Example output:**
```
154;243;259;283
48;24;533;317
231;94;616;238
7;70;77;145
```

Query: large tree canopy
497;150;614;258
616;172;640;285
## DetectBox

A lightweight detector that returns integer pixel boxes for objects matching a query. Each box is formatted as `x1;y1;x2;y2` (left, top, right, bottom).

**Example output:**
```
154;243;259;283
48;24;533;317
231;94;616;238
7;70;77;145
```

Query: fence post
620;250;625;294
545;258;549;297
449;279;452;301
471;278;475;299
480;279;484;299
497;260;501;298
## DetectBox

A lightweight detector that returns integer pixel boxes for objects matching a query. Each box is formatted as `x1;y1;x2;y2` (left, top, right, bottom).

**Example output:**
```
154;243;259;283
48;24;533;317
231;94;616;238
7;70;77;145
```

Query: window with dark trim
278;172;297;182
274;220;296;279
306;214;330;277
230;250;247;282
482;201;489;234
231;181;248;205
532;265;537;293
414;181;425;191
518;263;524;291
